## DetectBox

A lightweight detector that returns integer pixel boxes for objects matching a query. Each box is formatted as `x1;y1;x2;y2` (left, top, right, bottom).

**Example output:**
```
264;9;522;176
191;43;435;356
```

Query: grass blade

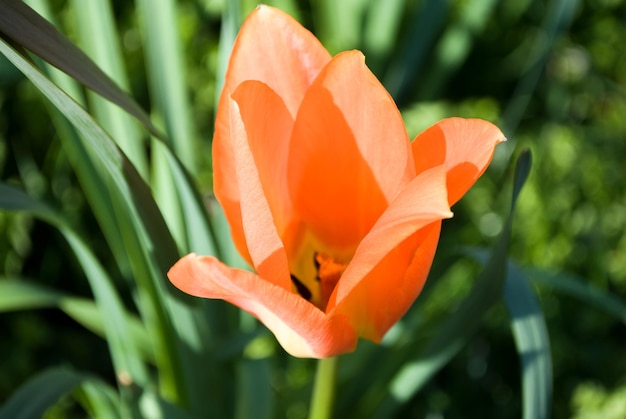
0;277;63;311
0;183;151;383
155;140;218;256
215;0;240;111
77;381;122;419
0;277;154;364
528;268;626;324
382;0;452;104
135;0;196;171
70;0;148;178
0;368;90;419
235;359;274;419
0;20;225;412
0;0;164;140
504;263;552;419
0;37;183;398
502;0;581;134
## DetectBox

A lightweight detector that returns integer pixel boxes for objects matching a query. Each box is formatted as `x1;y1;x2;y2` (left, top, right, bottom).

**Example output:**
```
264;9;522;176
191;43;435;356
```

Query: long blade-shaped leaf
70;0;148;178
502;0;581;134
528;268;626;323
235;359;274;419
0;277;154;364
0;0;163;140
156;140;218;257
215;0;240;111
504;263;552;419
0;183;150;383
0;21;227;409
0;34;181;385
0;277;63;311
382;0;452;104
78;380;122;419
0;368;90;419
135;0;196;171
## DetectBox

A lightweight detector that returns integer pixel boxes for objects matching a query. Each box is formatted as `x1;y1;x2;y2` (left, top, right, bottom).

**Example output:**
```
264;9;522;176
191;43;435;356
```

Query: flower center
290;251;347;310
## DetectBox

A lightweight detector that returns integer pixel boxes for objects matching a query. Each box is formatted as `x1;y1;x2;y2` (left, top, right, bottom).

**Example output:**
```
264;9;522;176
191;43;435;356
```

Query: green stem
309;357;339;419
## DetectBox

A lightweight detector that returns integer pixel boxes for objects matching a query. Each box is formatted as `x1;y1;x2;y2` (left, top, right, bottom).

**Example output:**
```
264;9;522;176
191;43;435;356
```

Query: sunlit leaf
0;36;185;398
0;0;163;140
76;380;122;419
504;263;552;419
69;0;148;178
137;390;193;419
135;0;196;171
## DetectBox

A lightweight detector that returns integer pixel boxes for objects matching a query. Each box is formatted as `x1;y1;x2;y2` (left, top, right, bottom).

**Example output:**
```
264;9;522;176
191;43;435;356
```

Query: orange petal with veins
168;254;357;358
330;166;452;340
412;118;506;206
288;51;414;251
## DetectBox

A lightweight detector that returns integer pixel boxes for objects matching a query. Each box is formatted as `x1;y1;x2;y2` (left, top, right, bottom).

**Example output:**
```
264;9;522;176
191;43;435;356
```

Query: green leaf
362;0;405;75
135;0;197;171
415;0;499;100
76;380;122;419
235;359;274;419
504;263;552;419
0;0;164;140
0;36;185;399
152;140;219;257
137;390;193;419
0;183;151;384
0;277;155;365
206;196;248;270
0;12;224;410
502;0;581;134
528;268;626;324
313;0;370;53
215;0;240;111
69;0;148;178
382;0;452;103
0;368;90;419
0;277;63;312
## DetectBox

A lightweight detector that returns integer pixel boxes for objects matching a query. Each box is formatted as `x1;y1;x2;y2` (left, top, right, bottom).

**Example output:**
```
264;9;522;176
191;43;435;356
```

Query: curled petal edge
412;117;506;206
331;165;452;307
332;223;442;341
168;254;358;358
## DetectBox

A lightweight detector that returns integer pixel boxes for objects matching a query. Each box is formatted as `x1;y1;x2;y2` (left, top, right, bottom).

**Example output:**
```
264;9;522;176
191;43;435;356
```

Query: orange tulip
168;5;505;358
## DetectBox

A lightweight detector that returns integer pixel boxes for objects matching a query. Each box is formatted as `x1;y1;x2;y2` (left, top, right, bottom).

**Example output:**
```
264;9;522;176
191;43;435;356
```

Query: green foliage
0;0;625;418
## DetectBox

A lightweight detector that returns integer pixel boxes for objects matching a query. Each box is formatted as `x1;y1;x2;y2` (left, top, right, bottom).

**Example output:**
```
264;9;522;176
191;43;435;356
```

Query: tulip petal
330;166;452;340
219;5;331;118
230;81;296;241
213;90;292;290
289;51;414;251
213;5;330;271
411;117;506;206
333;224;441;341
168;254;358;358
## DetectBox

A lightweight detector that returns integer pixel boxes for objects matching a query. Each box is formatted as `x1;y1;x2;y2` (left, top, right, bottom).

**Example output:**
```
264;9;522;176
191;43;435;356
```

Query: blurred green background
1;0;625;417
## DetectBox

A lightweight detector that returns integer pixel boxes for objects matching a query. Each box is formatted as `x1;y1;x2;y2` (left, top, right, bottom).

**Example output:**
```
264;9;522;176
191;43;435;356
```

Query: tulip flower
168;5;505;358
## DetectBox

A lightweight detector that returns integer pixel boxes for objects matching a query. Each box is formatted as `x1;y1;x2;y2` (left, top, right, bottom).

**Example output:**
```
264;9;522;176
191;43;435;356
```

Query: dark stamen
290;274;312;300
313;252;321;282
